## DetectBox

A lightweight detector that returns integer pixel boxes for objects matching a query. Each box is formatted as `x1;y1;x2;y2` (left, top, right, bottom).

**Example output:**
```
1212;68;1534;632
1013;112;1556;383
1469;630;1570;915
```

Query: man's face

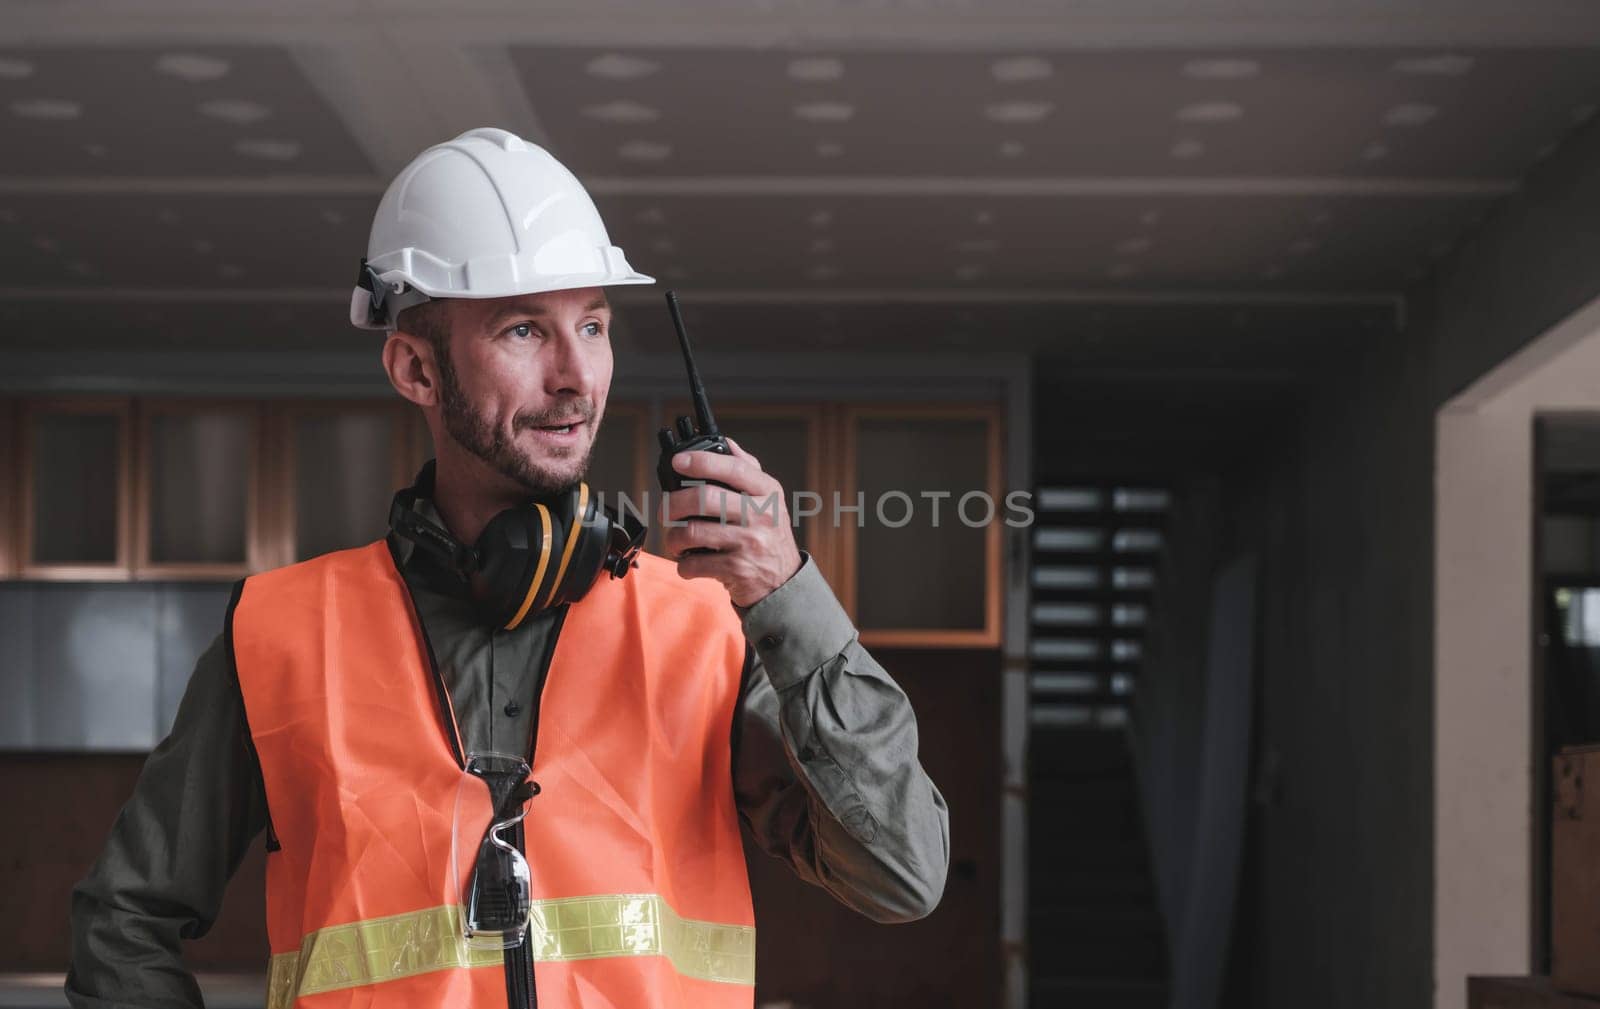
430;286;613;497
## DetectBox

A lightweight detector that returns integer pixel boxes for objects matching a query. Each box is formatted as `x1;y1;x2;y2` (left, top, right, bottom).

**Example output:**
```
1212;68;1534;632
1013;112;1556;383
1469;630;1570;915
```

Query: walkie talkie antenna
664;290;720;436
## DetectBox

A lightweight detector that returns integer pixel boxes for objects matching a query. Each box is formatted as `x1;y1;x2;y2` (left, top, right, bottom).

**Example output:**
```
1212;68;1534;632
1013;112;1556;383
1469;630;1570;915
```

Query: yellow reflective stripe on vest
528;892;755;985
266;904;501;1009
266;894;756;1007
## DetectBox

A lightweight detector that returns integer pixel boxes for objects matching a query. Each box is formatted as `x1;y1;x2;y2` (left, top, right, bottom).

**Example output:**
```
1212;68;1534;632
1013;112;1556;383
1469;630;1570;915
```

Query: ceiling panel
596;192;1488;290
0;297;1390;376
0;189;1489;293
0;194;376;288
619;298;1391;365
512;46;1600;180
0;46;374;177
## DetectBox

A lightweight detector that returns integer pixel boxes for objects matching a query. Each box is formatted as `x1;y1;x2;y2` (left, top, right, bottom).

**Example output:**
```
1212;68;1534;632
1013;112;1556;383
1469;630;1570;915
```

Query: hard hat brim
350;270;656;332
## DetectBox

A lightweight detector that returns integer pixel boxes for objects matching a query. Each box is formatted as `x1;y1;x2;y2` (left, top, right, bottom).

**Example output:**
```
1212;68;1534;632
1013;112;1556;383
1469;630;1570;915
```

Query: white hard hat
351;127;653;330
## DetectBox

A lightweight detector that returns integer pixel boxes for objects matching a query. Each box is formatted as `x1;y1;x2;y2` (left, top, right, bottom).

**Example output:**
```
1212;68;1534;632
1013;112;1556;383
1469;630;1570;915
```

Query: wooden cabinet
655;402;1003;645
19;399;134;579
1;396;1010;649
841;406;1003;648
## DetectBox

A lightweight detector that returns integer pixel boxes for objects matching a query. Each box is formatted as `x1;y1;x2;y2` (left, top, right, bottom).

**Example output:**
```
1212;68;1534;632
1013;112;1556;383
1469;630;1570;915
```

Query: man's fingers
670;535;759;584
662;484;787;526
724;437;761;470
662;485;743;524
662;516;742;558
671;447;773;497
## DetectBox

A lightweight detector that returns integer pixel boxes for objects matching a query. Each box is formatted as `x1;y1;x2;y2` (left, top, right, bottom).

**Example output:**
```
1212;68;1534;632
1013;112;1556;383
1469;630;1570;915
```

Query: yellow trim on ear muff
503;504;554;631
541;483;589;611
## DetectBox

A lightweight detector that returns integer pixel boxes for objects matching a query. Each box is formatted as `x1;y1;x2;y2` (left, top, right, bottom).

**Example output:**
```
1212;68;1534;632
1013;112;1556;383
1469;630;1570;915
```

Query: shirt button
503;702;522;717
758;633;784;651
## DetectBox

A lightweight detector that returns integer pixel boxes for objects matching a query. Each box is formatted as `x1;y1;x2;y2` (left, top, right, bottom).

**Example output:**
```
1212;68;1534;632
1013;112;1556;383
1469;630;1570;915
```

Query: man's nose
545;330;598;396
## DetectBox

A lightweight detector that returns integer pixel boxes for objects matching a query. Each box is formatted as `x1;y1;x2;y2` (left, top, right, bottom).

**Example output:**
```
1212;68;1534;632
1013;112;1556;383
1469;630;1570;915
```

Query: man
67;127;948;1009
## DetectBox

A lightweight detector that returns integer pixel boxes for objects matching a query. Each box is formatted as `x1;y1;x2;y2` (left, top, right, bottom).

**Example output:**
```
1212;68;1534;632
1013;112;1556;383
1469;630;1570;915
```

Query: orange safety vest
230;540;756;1008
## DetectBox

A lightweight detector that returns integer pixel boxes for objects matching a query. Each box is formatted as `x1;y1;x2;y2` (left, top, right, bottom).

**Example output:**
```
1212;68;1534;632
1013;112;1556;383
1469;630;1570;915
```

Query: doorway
1434;293;1600;1009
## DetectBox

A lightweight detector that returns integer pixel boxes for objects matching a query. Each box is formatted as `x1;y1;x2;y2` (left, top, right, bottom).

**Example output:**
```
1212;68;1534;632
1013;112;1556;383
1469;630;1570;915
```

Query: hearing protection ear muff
389;461;646;630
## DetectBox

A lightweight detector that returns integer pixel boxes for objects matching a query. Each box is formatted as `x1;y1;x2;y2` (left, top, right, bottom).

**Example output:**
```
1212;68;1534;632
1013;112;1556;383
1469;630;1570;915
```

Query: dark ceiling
4;1;1600;373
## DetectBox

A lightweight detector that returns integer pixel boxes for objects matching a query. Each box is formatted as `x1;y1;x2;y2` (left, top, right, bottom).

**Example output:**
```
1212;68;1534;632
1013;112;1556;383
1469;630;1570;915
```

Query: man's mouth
527;417;586;443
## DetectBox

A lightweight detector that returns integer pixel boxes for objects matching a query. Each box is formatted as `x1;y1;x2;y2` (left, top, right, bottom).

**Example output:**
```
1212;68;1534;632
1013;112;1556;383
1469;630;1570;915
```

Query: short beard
432;333;596;497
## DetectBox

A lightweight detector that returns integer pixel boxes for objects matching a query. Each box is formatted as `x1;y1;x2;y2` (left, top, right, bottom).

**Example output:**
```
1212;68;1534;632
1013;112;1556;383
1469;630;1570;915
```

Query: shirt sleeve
66;632;269;1009
730;553;950;924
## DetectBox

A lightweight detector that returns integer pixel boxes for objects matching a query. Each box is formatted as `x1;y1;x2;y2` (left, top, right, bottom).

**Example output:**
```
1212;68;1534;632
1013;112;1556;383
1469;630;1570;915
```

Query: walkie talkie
656;290;734;494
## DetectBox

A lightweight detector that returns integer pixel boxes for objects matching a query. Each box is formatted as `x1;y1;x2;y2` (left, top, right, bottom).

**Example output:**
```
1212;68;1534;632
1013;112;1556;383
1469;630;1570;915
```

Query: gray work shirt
65;505;950;1009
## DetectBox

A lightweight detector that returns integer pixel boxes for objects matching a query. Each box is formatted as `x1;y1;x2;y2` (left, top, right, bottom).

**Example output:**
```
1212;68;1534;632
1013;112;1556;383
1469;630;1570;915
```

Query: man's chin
500;450;588;498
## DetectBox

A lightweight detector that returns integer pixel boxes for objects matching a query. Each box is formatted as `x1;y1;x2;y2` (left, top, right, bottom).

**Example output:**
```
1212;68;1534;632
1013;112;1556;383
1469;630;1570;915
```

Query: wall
1434;295;1600;1009
1232;299;1437;1009
1220;117;1600;1009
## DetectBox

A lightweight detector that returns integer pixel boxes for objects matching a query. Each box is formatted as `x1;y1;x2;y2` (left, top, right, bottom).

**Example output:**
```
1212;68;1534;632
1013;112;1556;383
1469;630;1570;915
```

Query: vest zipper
386;537;569;1009
504;817;537;1009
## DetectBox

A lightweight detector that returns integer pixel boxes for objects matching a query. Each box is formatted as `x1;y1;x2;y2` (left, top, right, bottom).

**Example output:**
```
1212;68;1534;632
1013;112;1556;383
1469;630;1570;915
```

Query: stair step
1029;736;1136;771
1025;934;1167;978
1029;776;1140;794
1030;904;1164;931
1027;694;1167;1000
1029;849;1148;868
1031;976;1169;1009
1028;875;1156;905
1029;802;1144;829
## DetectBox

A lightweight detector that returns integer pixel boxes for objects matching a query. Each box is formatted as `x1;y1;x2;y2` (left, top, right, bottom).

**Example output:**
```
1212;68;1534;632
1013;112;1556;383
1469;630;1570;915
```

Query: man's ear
382;330;438;408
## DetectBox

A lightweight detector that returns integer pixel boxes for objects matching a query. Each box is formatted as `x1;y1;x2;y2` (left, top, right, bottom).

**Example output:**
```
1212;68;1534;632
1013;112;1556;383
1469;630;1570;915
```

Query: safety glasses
453;752;538;949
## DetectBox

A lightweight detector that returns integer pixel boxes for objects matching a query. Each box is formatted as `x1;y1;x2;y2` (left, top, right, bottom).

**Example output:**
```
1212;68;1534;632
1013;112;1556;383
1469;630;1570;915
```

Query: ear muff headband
502;503;554;632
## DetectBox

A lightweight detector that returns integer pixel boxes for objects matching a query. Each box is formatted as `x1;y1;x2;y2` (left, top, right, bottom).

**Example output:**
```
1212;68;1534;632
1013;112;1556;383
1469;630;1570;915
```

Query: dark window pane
294;413;395;560
149;412;250;565
32;413;120;565
855;416;989;631
722;417;810;551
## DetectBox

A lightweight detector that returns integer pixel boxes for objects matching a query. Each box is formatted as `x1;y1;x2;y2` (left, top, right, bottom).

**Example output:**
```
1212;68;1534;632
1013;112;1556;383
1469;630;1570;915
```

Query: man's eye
511;323;533;338
583;321;604;337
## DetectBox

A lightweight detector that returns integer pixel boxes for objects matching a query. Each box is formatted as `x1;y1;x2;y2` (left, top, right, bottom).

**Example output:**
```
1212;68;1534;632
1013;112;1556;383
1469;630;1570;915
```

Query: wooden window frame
18;397;136;581
133;399;263;580
0;398;16;578
839;403;1005;649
